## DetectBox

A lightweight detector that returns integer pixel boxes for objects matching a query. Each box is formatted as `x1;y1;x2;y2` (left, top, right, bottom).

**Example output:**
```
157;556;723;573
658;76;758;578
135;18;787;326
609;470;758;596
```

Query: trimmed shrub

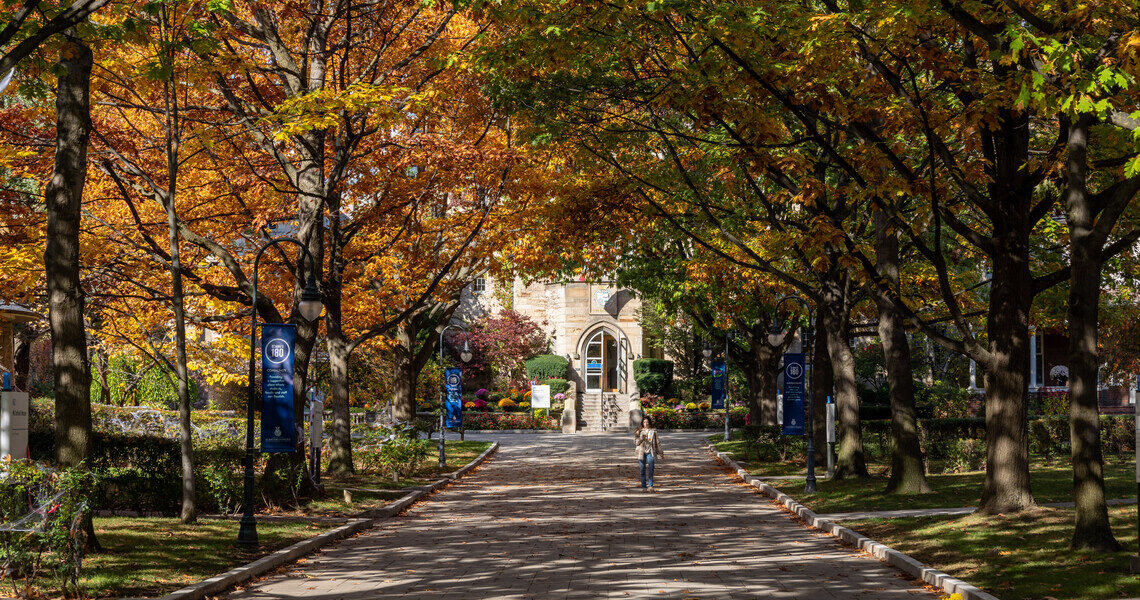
633;359;673;395
525;355;569;380
463;412;560;430
541;378;569;396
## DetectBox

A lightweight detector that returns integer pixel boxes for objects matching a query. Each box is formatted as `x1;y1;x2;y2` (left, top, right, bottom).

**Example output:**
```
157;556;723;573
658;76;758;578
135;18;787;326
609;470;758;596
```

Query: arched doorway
583;328;624;393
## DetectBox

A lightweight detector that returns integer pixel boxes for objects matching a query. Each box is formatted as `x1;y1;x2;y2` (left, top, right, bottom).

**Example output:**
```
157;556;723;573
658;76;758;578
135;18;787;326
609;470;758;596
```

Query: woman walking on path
635;416;664;491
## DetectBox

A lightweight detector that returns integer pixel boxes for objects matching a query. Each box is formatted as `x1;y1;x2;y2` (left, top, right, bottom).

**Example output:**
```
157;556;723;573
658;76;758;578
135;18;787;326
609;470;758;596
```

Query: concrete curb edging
709;447;999;600
154;442;500;600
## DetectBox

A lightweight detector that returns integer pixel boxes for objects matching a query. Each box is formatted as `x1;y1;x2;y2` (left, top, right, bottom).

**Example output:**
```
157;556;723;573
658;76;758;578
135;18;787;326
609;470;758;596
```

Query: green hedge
525;355;569;380
633;359;673;395
30;429;246;515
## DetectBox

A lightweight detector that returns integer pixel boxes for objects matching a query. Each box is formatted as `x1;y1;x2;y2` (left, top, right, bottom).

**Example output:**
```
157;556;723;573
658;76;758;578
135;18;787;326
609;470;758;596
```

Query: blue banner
781;353;806;436
261;323;296;452
710;360;726;410
444;367;462;428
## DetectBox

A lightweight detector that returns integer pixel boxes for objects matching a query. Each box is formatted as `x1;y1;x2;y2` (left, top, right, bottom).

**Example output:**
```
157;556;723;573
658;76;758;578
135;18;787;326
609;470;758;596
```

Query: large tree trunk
811;312;832;466
46;39;93;469
323;192;353;476
875;209;932;495
977;225;1035;514
324;338;352;475
1064;117;1119;551
392;320;419;421
821;272;867;479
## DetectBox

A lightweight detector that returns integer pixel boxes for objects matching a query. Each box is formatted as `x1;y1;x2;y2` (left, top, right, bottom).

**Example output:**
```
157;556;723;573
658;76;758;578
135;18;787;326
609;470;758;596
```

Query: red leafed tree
460;310;549;389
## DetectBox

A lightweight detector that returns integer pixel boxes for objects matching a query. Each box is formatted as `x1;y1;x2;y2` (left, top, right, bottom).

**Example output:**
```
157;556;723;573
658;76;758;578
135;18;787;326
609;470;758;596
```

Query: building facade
457;277;655;431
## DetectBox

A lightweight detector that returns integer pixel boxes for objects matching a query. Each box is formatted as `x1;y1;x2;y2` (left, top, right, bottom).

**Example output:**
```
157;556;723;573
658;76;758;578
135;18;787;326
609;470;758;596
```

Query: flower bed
462;412;560;430
643;406;748;429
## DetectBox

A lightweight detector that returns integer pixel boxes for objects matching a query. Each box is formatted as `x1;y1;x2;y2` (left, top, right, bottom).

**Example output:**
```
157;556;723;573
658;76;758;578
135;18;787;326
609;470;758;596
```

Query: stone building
457;277;661;431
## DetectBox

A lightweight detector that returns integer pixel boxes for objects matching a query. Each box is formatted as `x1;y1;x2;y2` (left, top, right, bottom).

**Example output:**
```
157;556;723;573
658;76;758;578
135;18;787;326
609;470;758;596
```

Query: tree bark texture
811;313;832;466
1064;117;1120;550
875;209;932;494
391;319;419;422
821;272;867;479
46;39;93;468
977;225;1035;514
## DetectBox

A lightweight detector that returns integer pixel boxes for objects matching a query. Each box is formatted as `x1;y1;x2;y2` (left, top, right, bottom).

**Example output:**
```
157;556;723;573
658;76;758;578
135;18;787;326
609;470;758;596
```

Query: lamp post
238;238;323;549
723;331;736;442
438;323;473;469
771;295;816;494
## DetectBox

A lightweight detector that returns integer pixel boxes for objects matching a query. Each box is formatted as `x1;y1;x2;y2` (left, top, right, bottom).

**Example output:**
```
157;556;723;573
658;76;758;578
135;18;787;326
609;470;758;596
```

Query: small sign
308;392;324;452
710;360;726;410
531;384;551;409
781;353;806;436
445;367;462;428
586;359;602;370
261;323;296;452
0;391;28;460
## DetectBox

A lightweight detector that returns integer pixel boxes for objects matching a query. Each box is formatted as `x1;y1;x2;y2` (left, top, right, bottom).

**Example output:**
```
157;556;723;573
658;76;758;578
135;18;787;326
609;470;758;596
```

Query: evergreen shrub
633;359;673;395
525;355;569;380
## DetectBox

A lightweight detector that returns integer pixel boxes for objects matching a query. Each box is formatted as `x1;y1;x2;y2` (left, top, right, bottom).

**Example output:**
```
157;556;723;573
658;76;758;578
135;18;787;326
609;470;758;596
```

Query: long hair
638;415;653;432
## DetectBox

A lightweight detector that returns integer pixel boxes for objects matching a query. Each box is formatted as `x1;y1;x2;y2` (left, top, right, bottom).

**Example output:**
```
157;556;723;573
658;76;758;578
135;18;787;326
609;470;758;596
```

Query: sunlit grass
847;506;1140;600
70;517;331;598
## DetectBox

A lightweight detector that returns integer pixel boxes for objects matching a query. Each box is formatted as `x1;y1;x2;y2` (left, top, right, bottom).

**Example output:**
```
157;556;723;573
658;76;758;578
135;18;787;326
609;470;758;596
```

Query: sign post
531;384;551;411
826;398;836;479
260;324;296;453
781;353;806;436
308;388;324;485
0;390;28;460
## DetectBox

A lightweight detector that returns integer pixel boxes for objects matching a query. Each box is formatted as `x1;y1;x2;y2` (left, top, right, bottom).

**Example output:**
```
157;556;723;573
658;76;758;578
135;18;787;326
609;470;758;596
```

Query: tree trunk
325;338;352;475
875;209;932;494
46;39;93;469
1064;117;1119;550
822;274;867;479
13;325;32;391
811;312;832;466
392;320;419;421
323;191;353;476
94;351;110;405
158;26;196;522
977;226;1035;514
742;343;763;426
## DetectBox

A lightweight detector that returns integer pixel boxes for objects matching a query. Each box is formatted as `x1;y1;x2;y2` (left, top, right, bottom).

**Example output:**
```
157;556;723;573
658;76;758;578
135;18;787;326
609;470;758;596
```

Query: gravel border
709;447;1000;600
146;442;500;600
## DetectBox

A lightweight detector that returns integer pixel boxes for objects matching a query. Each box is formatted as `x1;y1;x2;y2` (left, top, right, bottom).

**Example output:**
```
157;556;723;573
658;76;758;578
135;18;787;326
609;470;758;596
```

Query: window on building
473;277;486;295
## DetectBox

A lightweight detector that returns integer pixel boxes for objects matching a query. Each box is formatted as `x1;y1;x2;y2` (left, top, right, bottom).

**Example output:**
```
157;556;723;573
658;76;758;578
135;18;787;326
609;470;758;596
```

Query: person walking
635;415;663;491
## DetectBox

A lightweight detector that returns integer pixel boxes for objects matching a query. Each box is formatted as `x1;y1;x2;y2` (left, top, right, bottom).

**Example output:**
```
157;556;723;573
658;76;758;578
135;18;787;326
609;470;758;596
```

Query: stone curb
709;447;1000;600
150;441;500;600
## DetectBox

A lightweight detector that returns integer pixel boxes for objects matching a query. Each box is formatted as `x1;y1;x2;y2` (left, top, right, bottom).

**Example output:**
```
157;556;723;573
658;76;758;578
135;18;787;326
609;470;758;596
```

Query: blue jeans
639;453;655;488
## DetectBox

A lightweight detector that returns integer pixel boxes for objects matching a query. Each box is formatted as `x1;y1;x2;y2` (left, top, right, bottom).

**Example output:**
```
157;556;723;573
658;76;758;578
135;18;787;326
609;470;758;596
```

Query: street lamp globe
298;279;323;321
702;342;713;359
460;341;473;364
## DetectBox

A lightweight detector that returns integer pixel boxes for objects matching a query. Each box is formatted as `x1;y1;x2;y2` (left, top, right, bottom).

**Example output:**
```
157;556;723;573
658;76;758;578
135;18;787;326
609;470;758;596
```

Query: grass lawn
74;517;333;598
301;440;493;516
847;506;1140;600
712;438;1135;514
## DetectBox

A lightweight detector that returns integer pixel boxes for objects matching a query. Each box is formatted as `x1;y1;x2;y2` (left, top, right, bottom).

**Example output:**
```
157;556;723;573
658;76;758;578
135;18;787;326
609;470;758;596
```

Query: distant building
458;277;661;431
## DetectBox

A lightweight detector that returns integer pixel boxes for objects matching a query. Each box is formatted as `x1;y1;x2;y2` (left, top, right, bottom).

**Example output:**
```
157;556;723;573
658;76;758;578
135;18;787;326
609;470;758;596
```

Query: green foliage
632;358;673;395
0;461;96;597
89;357;200;409
524;354;569;380
540;378;569;395
914;381;974;419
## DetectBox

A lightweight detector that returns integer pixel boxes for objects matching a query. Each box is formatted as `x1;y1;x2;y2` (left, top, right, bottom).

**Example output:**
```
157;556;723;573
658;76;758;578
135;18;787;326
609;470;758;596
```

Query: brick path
226;432;939;599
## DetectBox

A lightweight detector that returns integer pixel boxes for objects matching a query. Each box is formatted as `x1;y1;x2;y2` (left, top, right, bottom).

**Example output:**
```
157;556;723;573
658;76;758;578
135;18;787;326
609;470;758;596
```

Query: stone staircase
578;393;627;432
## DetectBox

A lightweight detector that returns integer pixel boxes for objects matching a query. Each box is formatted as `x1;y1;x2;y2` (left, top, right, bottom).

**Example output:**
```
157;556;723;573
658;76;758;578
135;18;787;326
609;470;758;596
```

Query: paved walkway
227;432;939;599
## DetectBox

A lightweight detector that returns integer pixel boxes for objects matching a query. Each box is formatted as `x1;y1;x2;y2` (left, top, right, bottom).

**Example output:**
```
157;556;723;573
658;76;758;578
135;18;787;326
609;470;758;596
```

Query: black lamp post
771;295;816;494
238;238;323;549
438;323;472;469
